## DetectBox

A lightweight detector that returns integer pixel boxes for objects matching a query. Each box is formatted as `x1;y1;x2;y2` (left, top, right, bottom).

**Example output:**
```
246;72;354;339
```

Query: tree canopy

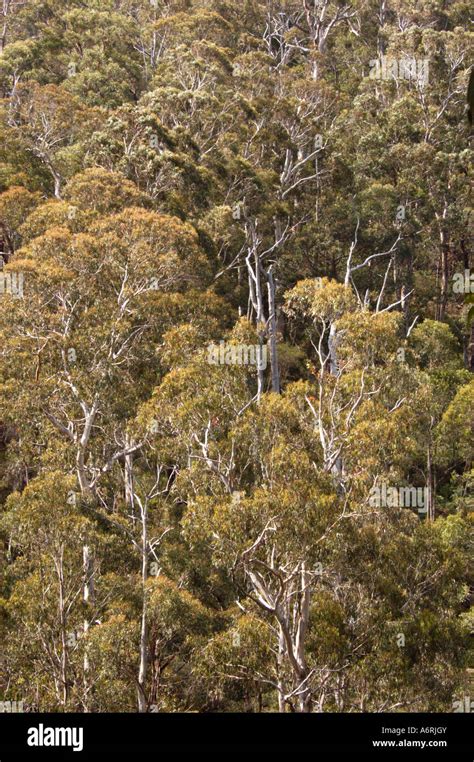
0;0;472;713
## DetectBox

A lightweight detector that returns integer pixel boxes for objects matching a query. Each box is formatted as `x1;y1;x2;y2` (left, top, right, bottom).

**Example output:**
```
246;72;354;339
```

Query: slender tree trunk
53;171;62;199
124;443;136;522
436;230;449;321
277;625;286;712
426;436;435;522
0;0;8;55
328;321;344;485
56;549;69;707
254;250;266;398
75;404;98;709
267;266;280;393
328;322;339;375
83;544;94;711
137;502;148;712
296;564;312;713
469;323;474;372
377;0;386;56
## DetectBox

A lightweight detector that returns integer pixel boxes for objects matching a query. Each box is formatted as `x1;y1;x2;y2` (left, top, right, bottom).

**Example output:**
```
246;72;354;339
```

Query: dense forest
0;0;472;714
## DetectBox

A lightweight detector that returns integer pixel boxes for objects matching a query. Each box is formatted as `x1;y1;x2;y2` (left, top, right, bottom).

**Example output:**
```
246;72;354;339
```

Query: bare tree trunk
267;266;281;393
377;0;386;56
469;322;474;372
426;439;435;522
53;174;62;199
246;224;267;400
0;22;6;55
436;230;449;321
56;548;69;707
74;402;98;709
137;501;148;713
328;321;339;375
254;250;266;398
275;601;312;711
277;625;286;712
83;545;94;711
0;0;11;55
124;441;136;522
295;564;312;712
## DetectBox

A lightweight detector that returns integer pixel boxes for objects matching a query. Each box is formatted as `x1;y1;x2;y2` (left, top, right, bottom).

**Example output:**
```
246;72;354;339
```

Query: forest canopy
0;0;472;714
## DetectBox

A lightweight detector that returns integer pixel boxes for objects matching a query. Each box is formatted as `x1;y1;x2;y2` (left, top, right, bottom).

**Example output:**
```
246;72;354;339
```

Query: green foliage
0;0;471;715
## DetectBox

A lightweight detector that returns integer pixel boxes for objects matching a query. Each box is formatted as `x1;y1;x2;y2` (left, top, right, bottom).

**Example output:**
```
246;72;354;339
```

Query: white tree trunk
137;501;148;712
